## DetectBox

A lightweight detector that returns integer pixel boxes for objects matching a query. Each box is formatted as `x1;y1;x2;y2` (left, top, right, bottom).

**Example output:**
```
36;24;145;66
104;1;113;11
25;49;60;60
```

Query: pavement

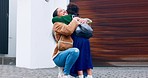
0;65;148;78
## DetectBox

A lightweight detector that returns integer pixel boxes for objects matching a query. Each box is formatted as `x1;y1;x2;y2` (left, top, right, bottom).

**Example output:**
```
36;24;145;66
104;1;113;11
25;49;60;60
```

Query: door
0;0;9;54
71;0;148;66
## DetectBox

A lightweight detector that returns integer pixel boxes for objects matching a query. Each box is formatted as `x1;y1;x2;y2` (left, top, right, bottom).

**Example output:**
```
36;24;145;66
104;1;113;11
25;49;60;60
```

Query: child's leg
78;70;84;78
86;69;93;78
87;69;92;75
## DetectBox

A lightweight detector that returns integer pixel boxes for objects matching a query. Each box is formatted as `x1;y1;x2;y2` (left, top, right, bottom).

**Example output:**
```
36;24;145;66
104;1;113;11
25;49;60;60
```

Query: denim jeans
53;48;79;75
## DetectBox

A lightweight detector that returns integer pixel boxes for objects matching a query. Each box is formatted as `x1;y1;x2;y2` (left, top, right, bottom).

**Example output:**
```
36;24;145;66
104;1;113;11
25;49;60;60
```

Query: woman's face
57;8;68;16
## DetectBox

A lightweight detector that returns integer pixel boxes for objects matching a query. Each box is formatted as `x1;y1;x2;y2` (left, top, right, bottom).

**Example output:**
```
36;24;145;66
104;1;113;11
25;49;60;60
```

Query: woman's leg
54;48;79;75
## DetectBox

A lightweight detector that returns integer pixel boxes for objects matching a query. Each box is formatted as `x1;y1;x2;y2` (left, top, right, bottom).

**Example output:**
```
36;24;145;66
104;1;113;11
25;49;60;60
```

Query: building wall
16;0;69;68
0;0;70;68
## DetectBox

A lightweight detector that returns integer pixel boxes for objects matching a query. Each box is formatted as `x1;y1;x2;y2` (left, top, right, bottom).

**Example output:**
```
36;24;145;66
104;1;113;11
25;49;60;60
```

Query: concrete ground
0;65;148;78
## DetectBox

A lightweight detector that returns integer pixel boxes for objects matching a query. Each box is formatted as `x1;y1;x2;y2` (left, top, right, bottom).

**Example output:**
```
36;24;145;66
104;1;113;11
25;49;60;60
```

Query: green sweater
52;14;72;25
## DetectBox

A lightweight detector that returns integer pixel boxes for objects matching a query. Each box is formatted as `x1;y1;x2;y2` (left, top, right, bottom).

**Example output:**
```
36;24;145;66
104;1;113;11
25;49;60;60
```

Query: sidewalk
0;65;148;78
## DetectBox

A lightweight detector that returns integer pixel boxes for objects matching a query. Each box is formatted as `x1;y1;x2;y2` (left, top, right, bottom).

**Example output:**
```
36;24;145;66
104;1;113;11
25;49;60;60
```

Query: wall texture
16;0;69;68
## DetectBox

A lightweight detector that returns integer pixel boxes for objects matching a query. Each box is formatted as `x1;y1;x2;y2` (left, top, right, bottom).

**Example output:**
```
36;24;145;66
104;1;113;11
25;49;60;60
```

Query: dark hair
67;3;79;16
53;8;58;17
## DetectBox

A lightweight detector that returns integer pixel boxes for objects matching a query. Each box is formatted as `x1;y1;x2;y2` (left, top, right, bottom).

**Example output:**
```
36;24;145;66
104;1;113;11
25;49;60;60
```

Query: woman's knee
71;48;79;52
70;48;79;56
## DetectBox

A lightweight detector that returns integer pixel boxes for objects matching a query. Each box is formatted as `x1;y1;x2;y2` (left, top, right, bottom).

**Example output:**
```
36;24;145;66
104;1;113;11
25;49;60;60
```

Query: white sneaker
58;67;64;78
86;75;93;78
58;73;64;78
62;75;70;78
78;75;84;78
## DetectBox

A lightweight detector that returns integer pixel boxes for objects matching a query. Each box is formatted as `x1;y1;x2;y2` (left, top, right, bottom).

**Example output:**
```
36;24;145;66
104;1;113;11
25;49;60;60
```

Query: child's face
57;8;68;16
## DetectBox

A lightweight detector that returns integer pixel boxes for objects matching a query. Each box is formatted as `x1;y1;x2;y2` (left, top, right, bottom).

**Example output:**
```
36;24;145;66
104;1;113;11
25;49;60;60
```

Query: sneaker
78;75;84;78
62;75;70;78
86;75;93;78
58;73;64;78
58;67;64;78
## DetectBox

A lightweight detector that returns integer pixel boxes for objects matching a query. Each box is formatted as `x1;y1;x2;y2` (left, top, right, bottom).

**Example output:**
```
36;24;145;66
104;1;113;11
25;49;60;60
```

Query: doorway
71;0;148;66
0;0;9;54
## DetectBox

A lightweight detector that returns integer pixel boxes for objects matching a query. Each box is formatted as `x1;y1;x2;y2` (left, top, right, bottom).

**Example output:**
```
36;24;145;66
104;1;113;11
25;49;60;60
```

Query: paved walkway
0;65;148;78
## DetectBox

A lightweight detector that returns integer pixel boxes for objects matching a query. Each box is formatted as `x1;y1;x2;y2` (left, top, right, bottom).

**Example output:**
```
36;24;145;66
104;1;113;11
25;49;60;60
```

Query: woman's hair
53;8;58;17
67;3;79;16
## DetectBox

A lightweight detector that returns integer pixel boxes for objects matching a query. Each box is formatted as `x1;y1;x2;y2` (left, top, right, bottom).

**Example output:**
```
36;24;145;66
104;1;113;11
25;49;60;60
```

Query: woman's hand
73;17;81;24
73;17;80;21
79;19;88;24
73;17;92;24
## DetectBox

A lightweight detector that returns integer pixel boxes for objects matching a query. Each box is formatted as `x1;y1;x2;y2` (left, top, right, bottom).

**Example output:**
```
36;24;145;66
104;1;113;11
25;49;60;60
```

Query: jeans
53;48;79;75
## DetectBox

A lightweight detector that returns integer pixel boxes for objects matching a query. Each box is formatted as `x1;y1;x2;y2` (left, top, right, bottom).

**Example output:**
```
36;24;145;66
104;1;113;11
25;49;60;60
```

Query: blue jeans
53;48;79;75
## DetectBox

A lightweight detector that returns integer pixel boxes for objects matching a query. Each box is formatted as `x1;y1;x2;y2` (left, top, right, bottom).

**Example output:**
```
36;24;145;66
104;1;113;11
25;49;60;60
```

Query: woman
52;3;93;78
52;8;80;78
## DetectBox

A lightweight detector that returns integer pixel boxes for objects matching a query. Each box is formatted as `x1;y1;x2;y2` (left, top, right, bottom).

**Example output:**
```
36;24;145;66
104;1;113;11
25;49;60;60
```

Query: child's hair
67;3;79;16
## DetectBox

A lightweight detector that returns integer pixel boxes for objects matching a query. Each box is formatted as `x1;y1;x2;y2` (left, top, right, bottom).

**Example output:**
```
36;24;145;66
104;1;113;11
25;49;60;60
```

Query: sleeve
53;19;79;36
